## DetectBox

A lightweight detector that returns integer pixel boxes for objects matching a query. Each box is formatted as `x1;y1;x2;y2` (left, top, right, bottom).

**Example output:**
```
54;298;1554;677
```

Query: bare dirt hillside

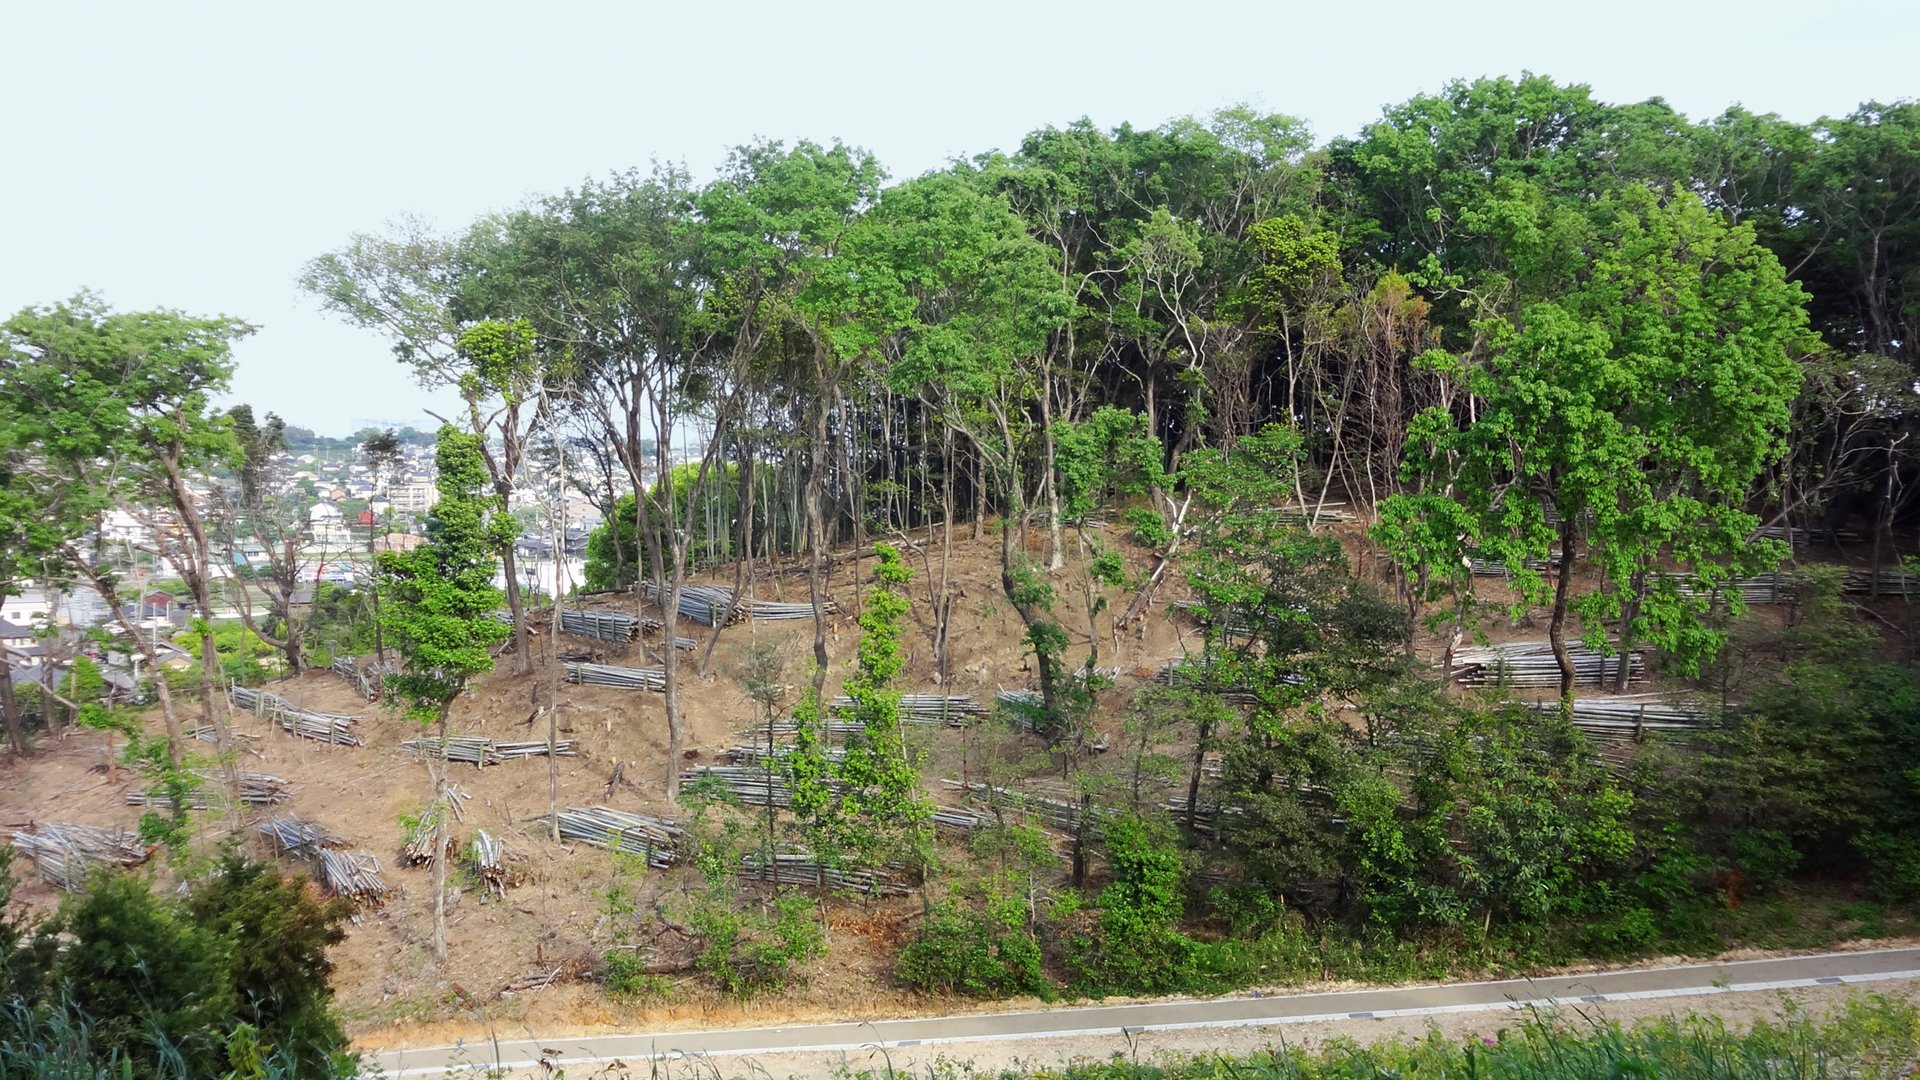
0;533;1199;1036
1;527;1902;1046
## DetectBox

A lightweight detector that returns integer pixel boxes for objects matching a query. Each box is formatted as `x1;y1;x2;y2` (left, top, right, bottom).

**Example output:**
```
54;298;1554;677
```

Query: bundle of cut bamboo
1447;642;1644;687
228;686;363;745
257;815;345;859
827;693;984;726
560;609;644;643
330;656;385;700
469;829;508;895
1845;569;1920;595
542;807;680;868
123;770;291;809
738;852;909;896
565;662;666;692
1515;697;1705;744
315;849;389;906
8;823;148;890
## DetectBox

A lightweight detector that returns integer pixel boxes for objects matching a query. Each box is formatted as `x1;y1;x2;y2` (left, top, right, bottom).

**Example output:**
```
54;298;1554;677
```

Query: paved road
373;946;1920;1077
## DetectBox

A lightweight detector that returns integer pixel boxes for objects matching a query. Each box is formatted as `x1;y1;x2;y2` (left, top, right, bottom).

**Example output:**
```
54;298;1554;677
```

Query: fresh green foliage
0;854;355;1079
375;425;510;725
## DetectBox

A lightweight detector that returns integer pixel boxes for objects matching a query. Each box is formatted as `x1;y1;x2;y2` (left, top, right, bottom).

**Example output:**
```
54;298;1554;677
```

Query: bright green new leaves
1383;187;1810;673
1052;406;1168;525
375;426;510;726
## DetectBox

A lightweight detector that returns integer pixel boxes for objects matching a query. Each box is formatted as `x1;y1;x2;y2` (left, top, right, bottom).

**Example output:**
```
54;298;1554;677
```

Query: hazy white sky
3;0;1915;434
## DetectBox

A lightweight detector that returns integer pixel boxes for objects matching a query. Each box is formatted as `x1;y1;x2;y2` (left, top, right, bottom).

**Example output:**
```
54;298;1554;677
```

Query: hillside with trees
3;75;1920;1064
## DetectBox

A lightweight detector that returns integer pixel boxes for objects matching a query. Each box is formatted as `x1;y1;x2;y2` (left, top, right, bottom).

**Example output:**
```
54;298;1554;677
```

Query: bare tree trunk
431;707;450;966
502;543;531;675
0;675;28;756
807;401;832;694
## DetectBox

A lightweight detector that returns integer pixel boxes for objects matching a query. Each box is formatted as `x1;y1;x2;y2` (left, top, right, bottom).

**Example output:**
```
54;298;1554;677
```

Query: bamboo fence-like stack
565;662;666;692
1153;660;1269;704
930;805;996;833
1655;573;1796;604
1752;525;1862;546
398;736;578;767
946;780;1106;836
1516;697;1706;745
645;582;832;625
542;807;680;868
1845;569;1920;596
735;717;865;741
229;686;363;745
8;823;148;890
679;764;808;808
329;656;385;700
559;609;648;643
1447;642;1644;687
826;693;985;726
738;852;910;896
124;771;292;809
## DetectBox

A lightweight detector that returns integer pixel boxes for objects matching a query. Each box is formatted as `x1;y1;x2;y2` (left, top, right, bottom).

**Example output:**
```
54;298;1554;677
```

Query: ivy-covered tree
787;544;932;875
375;424;509;964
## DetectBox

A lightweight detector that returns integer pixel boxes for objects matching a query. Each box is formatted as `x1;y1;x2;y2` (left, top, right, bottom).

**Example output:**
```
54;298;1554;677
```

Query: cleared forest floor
2;527;1912;1046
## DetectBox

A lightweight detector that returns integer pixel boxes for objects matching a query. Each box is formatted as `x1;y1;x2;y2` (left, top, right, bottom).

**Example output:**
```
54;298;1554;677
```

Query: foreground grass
834;995;1920;1080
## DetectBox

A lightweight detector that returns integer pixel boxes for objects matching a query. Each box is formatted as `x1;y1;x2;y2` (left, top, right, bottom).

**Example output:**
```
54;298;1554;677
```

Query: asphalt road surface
374;946;1920;1077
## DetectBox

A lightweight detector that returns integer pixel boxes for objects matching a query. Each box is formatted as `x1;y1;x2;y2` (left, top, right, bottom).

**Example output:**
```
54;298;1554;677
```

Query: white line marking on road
381;967;1920;1078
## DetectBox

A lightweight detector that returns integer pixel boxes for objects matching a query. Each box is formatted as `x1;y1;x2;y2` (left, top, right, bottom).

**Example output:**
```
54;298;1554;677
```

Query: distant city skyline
4;0;1916;435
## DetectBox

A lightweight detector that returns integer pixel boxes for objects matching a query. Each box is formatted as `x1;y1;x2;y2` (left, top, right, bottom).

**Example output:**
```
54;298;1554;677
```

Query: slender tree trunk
807;398;832;694
501;541;531;675
1611;567;1646;694
1549;517;1578;702
1184;713;1213;837
431;706;450;966
0;675;28;756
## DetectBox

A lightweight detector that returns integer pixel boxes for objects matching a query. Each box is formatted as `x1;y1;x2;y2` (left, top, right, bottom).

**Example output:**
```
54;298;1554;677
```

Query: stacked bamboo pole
1845;569;1920;595
469;829;508;895
826;693;985;726
124;771;291;809
315;849;390;907
1516;697;1706;744
228;686;363;745
559;609;645;643
542;807;680;868
257;815;345;858
7;824;148;890
645;582;834;625
1654;573;1796;604
738;852;909;896
565;662;666;692
398;736;578;767
1447;642;1644;687
330;656;385;700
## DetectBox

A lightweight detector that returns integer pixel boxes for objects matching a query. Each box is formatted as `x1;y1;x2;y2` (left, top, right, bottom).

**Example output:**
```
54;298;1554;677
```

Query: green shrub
896;896;1052;999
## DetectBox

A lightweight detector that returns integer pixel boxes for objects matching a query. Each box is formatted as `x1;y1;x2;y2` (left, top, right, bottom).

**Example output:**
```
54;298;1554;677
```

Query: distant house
373;532;426;553
1;595;48;626
0;619;35;651
308;502;351;546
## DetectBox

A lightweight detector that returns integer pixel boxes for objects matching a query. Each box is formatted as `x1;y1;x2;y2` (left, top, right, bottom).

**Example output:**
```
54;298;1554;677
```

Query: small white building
308;502;352;546
1;595;50;627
